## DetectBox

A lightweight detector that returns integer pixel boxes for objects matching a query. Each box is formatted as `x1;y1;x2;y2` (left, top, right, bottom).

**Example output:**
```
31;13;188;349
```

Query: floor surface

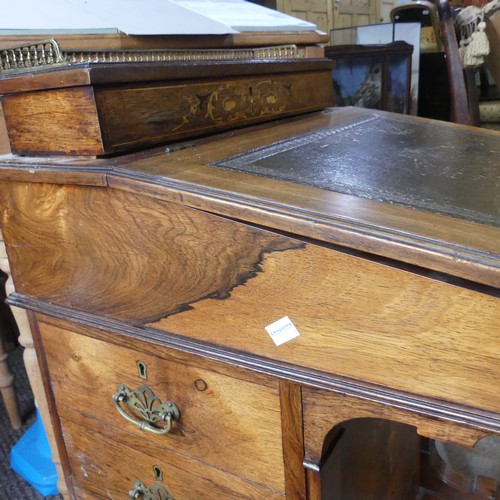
0;345;62;500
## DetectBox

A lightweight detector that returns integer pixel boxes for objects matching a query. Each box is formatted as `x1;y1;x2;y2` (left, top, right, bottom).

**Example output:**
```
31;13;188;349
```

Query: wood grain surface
1;87;104;156
1;66;498;499
0;181;497;436
0;60;333;156
0;104;498;498
279;381;307;499
0;60;332;94
149;240;499;417
0;103;11;155
1;181;498;421
59;407;285;499
95;70;333;152
0;182;301;321
38;321;286;492
0;107;498;286
113;107;500;287
0;69;92;95
0;31;329;53
318;418;420;499
302;387;491;464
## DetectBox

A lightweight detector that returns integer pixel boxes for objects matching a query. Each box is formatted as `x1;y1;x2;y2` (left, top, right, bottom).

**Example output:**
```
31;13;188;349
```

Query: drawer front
61;407;284;500
39;321;285;491
95;69;333;154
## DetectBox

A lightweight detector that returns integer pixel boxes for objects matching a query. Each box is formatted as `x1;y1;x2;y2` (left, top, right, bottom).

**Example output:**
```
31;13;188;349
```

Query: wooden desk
0;107;498;498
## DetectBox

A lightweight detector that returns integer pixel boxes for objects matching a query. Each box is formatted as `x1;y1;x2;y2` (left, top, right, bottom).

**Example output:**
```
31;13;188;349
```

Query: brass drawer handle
129;480;174;499
112;384;180;435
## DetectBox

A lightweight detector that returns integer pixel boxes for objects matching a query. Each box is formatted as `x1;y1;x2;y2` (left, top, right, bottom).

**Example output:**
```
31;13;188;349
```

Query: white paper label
265;316;300;346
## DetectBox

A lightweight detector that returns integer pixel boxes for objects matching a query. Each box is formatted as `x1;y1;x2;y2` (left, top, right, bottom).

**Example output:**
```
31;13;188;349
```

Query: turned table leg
0;232;68;498
0;322;21;429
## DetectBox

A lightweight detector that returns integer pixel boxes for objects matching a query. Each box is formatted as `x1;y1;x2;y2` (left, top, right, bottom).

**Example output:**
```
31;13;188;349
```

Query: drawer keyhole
153;465;163;481
136;360;148;380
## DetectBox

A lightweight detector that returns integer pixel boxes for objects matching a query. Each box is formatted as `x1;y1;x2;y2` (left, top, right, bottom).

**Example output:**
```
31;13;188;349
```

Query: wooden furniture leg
0;319;21;429
435;0;474;125
0;231;68;498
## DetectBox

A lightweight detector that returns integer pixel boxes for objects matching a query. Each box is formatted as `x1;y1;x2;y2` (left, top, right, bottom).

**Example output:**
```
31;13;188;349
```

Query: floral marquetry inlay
173;79;292;132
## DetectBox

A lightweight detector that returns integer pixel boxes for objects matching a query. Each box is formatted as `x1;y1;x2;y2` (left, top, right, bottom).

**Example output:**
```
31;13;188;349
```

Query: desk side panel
1;87;105;156
0;181;499;418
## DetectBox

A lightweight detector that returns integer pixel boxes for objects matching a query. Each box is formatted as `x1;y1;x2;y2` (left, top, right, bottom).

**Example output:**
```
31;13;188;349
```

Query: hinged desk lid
0;107;498;286
211;111;500;227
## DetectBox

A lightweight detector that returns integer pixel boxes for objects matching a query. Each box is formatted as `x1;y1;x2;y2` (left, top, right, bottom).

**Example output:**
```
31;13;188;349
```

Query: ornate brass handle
113;384;180;435
129;480;174;499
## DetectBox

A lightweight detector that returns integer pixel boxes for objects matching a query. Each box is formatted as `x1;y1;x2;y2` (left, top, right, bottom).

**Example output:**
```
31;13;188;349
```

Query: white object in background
171;0;317;31
0;0;317;35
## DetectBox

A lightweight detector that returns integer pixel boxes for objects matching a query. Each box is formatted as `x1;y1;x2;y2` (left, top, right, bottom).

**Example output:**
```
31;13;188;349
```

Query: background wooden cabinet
250;0;397;34
277;0;334;33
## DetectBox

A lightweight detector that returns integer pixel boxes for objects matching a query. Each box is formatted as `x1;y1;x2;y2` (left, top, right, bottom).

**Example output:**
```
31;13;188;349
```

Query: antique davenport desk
0;50;499;498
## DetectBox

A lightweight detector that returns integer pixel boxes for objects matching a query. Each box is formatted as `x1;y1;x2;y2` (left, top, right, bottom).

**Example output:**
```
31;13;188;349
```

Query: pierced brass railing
1;38;301;76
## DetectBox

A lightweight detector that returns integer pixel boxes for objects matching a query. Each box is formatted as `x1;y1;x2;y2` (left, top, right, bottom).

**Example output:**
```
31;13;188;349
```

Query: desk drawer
60;407;284;499
38;321;285;491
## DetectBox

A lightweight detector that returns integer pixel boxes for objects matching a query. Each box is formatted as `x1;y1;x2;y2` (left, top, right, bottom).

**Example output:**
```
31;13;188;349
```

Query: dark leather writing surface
213;114;500;227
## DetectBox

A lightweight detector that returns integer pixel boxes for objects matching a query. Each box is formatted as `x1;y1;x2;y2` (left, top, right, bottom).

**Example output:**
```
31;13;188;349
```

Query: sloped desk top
3;106;494;284
0;107;499;437
211;111;499;227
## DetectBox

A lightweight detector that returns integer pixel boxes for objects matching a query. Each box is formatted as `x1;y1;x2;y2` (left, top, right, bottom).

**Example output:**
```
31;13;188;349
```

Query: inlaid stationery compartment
0;59;333;156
